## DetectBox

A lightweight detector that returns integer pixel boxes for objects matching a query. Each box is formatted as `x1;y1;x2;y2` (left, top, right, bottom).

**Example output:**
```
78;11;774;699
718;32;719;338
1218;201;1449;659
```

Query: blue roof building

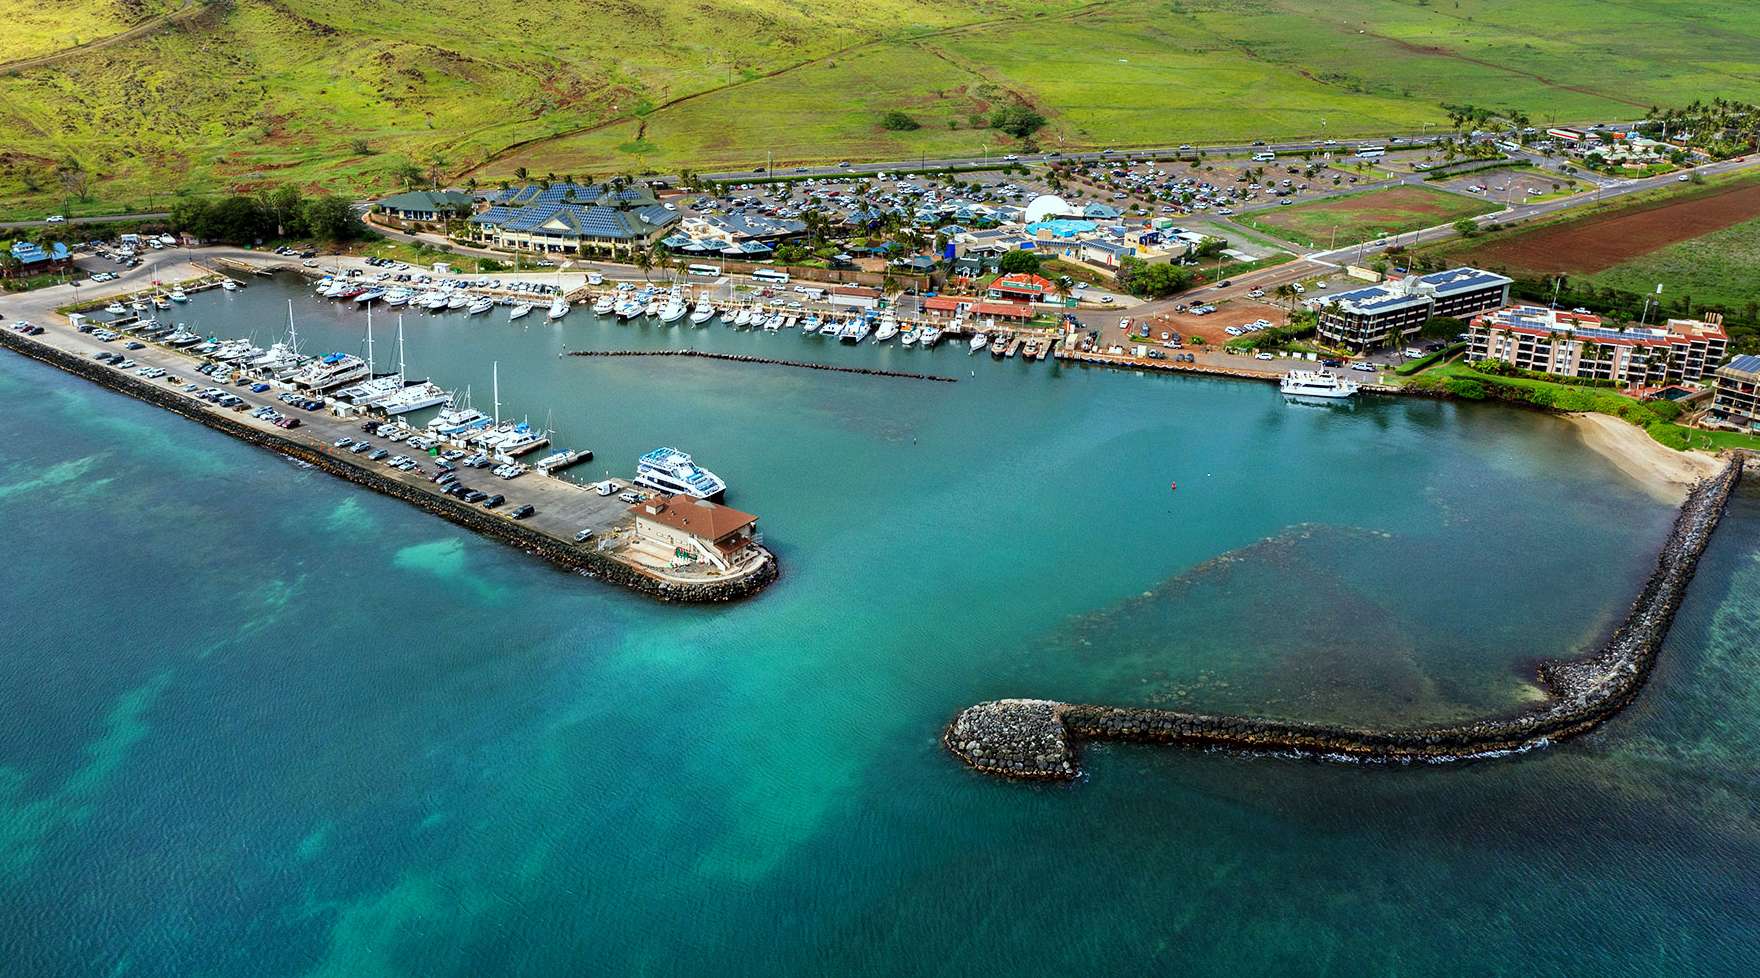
467;183;678;252
5;240;71;277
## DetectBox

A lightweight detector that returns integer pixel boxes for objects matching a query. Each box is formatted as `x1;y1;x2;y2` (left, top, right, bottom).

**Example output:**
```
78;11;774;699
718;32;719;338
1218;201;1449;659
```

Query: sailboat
376;317;453;415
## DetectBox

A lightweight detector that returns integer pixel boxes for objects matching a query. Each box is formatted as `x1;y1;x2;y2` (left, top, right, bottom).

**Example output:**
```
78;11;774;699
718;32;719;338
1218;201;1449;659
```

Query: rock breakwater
946;457;1745;780
565;350;957;382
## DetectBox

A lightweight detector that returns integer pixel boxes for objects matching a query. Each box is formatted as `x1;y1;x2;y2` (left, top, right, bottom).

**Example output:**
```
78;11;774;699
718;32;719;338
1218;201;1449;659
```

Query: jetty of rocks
945;456;1745;780
566;350;957;382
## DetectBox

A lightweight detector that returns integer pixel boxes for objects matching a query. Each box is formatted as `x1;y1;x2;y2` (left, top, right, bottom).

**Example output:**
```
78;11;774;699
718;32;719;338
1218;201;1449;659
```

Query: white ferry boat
1280;369;1360;400
633;447;727;501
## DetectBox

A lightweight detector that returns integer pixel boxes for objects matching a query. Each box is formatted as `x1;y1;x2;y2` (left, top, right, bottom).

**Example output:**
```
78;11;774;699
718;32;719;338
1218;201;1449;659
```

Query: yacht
875;316;898;342
496;423;550;456
130;299;149;312
152;296;172;310
337;375;407;406
801;314;821;334
899;328;918;348
690;301;716;325
104;302;127;315
1280;370;1361;399
764;310;784;331
817;317;842;336
659;293;688;324
919;326;942;348
467;296;494;315
221;279;241;292
841;319;871;344
733;307;754;328
509;301;534;321
378;381;454;415
547;296;570;321
592;295;617;316
446;293;470;311
969;333;989;353
355;289;385;305
428;404;493;437
291;352;369;391
634;447;727;501
615;298;643;321
384;289;412;307
163;328;202;347
169;288;189;303
644;298;662;318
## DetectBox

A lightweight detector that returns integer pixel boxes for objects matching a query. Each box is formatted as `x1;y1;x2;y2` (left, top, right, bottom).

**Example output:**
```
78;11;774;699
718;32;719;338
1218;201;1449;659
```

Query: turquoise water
2;280;1757;976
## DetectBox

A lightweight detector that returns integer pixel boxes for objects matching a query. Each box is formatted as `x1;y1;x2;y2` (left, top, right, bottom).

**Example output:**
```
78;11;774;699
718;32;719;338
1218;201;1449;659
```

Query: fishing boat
130;299;148;312
104;302;127;315
734;307;754;328
169;288;189;303
152;296;172;310
801;314;821;334
547;296;570;321
969;333;989;353
920;326;942;348
659;292;688;324
690;301;716;325
385;289;412;307
900;327;918;348
467;296;494;315
442;293;466;311
875;316;898;342
221;279;241;292
509;302;534;322
592;295;617;316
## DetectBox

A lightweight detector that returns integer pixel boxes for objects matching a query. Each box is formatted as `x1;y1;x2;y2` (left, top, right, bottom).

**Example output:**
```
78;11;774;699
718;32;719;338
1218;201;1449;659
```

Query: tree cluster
170;188;362;244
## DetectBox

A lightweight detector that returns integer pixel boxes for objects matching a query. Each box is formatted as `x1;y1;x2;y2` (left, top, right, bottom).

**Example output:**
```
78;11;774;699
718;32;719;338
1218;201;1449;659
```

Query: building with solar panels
1710;354;1760;431
1468;306;1729;387
466;182;680;253
1317;267;1511;351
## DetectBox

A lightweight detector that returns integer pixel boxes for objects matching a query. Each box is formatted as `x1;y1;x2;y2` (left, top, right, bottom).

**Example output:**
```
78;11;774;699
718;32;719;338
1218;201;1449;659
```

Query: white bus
1354;145;1385;160
686;263;721;277
1251;151;1276;162
751;268;790;285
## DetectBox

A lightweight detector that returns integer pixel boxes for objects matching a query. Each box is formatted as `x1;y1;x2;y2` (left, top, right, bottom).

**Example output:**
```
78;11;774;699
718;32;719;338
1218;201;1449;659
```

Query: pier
0;321;777;604
564;350;959;382
945;457;1746;779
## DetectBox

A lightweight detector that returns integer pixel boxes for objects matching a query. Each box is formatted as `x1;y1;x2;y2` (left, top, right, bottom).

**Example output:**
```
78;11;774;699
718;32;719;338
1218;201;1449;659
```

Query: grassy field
3;0;1760;216
1238;185;1499;248
1583;216;1760;314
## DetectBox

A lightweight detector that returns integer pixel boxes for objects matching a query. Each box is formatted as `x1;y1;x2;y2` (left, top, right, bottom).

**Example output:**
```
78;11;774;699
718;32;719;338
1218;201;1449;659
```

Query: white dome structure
1022;194;1077;224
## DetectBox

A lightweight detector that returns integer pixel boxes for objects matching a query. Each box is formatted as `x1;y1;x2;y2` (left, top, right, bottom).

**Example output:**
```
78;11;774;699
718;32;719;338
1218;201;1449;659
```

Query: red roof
923;296;1033;319
631;495;758;542
990;273;1053;297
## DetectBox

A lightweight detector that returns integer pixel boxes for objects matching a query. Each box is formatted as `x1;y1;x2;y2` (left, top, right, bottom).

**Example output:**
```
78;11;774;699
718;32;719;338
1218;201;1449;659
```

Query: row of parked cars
343;423;535;519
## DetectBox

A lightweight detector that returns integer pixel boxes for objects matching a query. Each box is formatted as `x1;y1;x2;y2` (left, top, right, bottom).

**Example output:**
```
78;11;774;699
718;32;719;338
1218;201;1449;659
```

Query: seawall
945;456;1745;779
0;330;777;604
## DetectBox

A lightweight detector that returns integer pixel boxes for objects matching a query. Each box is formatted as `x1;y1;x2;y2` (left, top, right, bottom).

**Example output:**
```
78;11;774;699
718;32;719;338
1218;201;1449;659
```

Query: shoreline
1567;412;1722;503
945;456;1745;780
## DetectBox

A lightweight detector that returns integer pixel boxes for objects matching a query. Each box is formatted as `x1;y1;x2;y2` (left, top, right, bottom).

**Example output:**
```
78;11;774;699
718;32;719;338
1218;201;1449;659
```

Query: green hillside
3;0;1759;217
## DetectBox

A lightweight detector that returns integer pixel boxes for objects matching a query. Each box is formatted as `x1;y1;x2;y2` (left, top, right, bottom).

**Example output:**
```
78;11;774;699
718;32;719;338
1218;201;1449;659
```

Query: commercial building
468;183;679;252
828;286;882;311
1317;267;1511;350
1709;354;1760;431
987;273;1055;303
4;240;72;278
1467;307;1729;386
630;495;762;574
922;296;1034;322
375;189;475;223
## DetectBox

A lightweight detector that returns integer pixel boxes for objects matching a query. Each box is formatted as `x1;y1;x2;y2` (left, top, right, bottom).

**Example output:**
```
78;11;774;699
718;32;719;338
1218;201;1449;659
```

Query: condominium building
1711;354;1760;431
1467;306;1729;386
1317;268;1511;350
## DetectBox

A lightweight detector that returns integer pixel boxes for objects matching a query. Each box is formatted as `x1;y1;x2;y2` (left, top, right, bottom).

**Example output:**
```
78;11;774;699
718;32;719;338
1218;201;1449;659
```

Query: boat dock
534;448;593;475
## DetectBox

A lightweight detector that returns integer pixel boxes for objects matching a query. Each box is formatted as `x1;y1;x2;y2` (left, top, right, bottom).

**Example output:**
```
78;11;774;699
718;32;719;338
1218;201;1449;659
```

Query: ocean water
1;280;1756;976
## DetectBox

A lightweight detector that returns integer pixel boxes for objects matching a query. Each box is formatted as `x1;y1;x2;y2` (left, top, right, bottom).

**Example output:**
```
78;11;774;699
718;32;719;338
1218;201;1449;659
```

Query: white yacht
509;301;534;321
644;298;662;318
690;301;716;325
378;381;454;415
221;279;241;292
355;289;385;305
801;314;821;335
592;295;617;316
130;299;149;312
385;289;412;307
428;404;492;436
169;288;189;303
1280;370;1361;399
495;423;550;456
659;292;688;324
818;317;842;336
336;375;406;405
634;447;727;501
467;296;494;315
919;326;942;348
104;302;127;315
841;319;871;343
291;352;369;391
764;311;784;331
733;307;754;327
547;296;571;321
875;316;898;342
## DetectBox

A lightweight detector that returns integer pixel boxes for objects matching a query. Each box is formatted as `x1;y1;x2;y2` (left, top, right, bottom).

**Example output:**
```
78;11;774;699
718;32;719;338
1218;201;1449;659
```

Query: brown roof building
630;495;762;572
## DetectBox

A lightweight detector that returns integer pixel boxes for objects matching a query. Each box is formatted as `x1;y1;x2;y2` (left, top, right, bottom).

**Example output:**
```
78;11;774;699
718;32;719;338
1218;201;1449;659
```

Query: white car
302;259;319;267
45;214;65;223
1255;352;1274;360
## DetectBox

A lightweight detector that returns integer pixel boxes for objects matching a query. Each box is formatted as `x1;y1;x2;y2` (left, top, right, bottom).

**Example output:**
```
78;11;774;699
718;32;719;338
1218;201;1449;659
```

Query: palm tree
635;245;654;280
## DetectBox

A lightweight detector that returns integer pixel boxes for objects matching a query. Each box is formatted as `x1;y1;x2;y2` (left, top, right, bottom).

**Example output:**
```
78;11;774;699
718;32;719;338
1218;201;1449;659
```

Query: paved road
0;212;171;230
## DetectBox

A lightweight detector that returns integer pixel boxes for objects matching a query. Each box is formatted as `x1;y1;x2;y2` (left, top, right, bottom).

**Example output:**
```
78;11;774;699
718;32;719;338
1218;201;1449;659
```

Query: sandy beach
1569;412;1723;503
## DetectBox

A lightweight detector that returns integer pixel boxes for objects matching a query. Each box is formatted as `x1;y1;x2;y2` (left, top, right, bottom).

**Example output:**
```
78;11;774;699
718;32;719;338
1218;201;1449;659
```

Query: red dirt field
1460;179;1760;275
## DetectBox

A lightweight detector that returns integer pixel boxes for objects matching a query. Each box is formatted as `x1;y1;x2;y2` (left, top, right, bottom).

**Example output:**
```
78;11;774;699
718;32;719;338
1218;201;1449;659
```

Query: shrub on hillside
881;111;921;132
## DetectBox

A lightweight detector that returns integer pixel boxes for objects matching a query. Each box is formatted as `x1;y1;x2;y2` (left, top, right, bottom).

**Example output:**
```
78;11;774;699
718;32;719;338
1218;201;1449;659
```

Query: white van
1251;151;1277;162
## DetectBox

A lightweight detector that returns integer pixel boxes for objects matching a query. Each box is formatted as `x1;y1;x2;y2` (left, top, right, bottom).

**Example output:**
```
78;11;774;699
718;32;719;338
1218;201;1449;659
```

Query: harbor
1;294;778;603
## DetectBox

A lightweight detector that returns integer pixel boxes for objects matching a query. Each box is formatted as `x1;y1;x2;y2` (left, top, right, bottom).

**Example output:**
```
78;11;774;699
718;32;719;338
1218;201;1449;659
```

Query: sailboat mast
397;316;407;383
493;361;501;425
365;305;375;376
287;299;299;354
